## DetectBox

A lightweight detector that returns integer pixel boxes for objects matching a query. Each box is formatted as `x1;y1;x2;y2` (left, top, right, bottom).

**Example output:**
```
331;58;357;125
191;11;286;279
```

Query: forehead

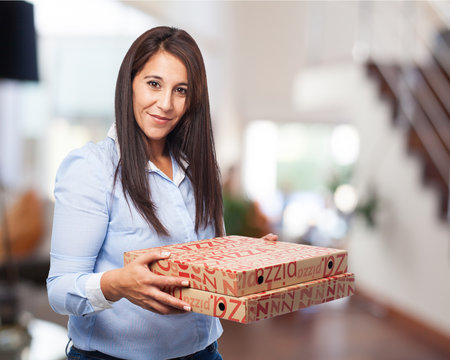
138;50;187;81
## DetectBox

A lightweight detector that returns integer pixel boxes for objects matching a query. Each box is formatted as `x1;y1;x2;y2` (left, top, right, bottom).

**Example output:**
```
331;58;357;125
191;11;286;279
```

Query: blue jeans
66;341;223;360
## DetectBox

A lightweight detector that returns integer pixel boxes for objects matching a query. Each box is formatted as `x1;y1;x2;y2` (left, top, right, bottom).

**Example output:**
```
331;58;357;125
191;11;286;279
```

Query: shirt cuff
85;272;114;312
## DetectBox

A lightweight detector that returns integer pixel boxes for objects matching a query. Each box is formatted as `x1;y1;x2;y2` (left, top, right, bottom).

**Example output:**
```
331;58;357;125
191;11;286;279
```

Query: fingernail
161;251;171;257
181;280;189;286
183;305;191;311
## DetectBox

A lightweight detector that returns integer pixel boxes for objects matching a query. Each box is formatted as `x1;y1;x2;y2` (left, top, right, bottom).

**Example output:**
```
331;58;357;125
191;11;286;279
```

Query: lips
150;113;171;121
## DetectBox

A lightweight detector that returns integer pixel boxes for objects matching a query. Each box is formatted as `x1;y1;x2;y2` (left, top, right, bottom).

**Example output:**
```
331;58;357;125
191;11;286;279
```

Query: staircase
365;28;450;221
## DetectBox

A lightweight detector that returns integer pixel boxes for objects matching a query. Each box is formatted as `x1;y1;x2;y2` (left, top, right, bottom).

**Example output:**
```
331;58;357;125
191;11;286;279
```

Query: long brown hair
114;26;223;237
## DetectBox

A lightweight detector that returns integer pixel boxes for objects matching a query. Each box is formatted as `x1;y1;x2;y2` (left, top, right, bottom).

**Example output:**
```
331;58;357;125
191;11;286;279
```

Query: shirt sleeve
46;143;112;317
85;272;114;311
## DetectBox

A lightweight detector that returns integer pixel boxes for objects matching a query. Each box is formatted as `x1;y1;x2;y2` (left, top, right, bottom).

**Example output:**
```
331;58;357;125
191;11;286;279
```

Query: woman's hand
261;233;278;242
100;250;192;315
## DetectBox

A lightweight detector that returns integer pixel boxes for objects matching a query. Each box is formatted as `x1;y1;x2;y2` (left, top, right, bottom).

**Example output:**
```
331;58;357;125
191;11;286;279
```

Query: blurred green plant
223;193;272;238
354;188;379;228
327;166;354;194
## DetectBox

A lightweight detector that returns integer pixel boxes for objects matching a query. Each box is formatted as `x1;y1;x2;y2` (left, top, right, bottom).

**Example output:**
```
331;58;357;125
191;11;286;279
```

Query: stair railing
363;0;450;219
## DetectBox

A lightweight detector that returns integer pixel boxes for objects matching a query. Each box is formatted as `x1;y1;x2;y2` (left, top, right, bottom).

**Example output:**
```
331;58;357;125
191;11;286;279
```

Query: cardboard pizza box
124;236;348;297
168;272;355;323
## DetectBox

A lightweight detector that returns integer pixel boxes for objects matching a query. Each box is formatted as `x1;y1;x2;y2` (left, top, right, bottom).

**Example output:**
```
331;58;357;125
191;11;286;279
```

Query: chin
145;132;169;142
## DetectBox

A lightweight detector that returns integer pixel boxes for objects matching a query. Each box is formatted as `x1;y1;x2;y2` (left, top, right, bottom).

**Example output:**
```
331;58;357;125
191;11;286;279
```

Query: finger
134;249;171;265
127;286;191;314
150;274;190;289
149;288;192;312
261;233;278;242
145;299;188;315
130;295;185;315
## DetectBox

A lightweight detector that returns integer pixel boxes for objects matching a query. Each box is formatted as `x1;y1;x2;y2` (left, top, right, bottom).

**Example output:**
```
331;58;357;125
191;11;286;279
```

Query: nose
157;89;173;112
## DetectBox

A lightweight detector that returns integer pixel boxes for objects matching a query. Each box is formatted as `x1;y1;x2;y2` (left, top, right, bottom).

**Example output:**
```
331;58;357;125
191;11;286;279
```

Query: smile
149;113;171;122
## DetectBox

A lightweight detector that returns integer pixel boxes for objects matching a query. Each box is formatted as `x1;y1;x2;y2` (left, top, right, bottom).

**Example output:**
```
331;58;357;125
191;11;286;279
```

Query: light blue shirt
47;127;223;360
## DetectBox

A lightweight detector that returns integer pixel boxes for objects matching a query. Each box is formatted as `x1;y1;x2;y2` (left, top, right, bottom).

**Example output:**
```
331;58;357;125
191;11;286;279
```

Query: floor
218;297;449;360
12;284;450;360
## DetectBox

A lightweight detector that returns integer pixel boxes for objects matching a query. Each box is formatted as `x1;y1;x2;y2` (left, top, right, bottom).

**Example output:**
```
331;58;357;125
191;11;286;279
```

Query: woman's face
132;50;188;147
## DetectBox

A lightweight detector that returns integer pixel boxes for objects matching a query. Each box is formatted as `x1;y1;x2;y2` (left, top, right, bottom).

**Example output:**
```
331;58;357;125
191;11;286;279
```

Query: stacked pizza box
124;236;355;324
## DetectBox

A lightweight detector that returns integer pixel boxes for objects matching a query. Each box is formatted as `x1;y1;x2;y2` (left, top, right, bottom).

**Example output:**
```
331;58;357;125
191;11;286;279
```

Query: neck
148;138;167;162
147;139;173;180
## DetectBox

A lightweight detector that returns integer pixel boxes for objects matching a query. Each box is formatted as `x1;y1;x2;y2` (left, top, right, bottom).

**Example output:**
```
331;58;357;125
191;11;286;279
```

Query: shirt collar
107;123;188;186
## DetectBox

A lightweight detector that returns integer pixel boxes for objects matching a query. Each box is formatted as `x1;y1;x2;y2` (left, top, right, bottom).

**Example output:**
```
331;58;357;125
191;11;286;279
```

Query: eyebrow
143;75;188;87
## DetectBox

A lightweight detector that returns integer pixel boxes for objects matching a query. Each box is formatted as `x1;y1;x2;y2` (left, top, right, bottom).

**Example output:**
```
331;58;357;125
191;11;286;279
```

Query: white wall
347;65;450;336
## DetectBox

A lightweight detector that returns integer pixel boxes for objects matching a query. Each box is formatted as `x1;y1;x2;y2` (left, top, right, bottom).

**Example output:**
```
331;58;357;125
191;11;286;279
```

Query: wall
347;65;450;336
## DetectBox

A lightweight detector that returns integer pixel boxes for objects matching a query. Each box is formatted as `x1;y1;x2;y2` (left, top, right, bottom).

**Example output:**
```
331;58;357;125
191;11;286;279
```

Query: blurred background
0;0;449;359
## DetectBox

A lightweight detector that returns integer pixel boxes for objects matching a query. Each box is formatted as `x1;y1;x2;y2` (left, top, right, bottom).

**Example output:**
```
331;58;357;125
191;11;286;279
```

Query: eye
175;87;188;96
147;80;160;88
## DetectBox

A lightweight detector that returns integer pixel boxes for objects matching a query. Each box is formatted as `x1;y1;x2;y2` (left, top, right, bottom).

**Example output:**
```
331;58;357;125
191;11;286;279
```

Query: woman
47;26;228;360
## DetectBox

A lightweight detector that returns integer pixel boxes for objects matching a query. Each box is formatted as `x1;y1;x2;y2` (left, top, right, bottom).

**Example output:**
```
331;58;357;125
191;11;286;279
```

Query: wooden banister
411;69;450;153
363;1;449;219
367;60;449;219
